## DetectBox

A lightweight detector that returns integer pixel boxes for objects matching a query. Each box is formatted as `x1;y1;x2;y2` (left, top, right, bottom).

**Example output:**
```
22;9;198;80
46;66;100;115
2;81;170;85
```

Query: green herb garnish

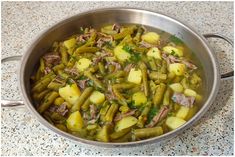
147;107;159;124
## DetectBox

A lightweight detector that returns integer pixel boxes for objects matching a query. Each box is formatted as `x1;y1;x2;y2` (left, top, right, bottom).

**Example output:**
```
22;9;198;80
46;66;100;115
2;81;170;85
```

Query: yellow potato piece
64;38;76;49
128;68;142;84
66;111;84;132
89;91;105;105
132;92;147;106
114;45;131;62
184;89;197;97
141;32;160;44
169;63;186;76
115;116;138;132
96;125;109;142
58;83;81;105
169;83;184;93
76;58;92;72
147;47;162;60
166;116;186;130
163;46;183;57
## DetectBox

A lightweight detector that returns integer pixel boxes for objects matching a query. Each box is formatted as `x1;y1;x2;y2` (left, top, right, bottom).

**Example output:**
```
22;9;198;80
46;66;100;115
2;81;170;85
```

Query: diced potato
147;47;162;60
59;83;81;105
176;106;190;120
169;63;186;76
128;68;142;84
132;92;147;106
176;105;198;120
141;32;160;44
76;58;92;72
169;83;184;93
114;45;131;62
89;91;105;105
163;46;183;57
184;89;197;97
115;116;138;132
64;38;76;49
66;111;84;132
54;97;65;106
195;94;202;102
96;125;109;142
166;116;186;130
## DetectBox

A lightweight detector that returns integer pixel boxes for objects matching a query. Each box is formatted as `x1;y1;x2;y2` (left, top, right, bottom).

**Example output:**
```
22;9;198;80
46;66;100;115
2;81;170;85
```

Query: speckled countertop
1;1;234;156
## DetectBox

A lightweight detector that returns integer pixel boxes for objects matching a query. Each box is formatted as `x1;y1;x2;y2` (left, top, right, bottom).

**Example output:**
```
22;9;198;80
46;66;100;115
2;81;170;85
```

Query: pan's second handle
203;33;234;80
1;56;24;107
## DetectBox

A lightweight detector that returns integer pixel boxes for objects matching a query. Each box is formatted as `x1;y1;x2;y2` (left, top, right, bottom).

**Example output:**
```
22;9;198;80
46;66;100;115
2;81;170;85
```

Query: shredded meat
48;103;68;116
43;53;61;65
78;79;89;90
124;63;135;73
90;104;97;119
64;67;79;76
162;54;197;70
92;52;111;65
106;61;121;72
105;85;116;100
146;106;169;128
139;41;154;48
114;109;137;122
172;93;195;108
44;67;52;75
112;23;121;33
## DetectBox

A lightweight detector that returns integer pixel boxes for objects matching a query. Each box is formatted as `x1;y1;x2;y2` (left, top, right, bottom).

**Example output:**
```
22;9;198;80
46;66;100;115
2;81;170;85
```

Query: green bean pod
81;99;91;111
140;62;149;97
153;83;166;107
104;103;119;122
60;45;68;65
71;87;94;112
84;71;104;90
163;87;171;106
110;128;131;140
33;89;51;101
32;76;55;93
133;126;163;139
37;91;59;113
98;62;106;75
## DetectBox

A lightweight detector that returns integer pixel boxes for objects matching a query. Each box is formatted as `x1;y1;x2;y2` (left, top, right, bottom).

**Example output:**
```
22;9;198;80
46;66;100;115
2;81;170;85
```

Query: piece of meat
78;79;89;90
64;68;79;76
146;106;169;128
106;61;121;72
96;37;113;48
90;104;97;119
56;102;69;116
112;23;121;33
124;63;135;73
171;93;195;108
44;67;52;75
43;53;61;65
139;41;154;48
92;52;111;65
105;85;116;101
114;109;137;122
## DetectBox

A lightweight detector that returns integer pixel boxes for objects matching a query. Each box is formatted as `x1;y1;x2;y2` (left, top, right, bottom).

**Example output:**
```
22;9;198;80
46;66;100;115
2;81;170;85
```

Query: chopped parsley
147;107;159;124
122;45;133;53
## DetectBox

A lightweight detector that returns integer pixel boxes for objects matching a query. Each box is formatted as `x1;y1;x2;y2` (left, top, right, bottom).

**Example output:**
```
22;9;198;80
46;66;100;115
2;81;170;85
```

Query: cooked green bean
104;103;119;122
84;71;104;90
140;62;149;96
31;24;204;143
81;99;91;111
71;87;94;112
153;83;166;106
163;87;171;106
38;91;59;113
133;126;163;139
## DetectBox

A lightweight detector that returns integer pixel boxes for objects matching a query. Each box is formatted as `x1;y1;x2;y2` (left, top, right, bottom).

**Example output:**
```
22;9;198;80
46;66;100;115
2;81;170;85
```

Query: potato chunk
184;89;197;97
166;116;186;130
169;83;184;93
115;116;138;132
128;68;142;84
89;91;105;105
176;105;198;120
141;32;160;44
169;63;186;76
132;92;147;106
66;111;84;131
114;45;131;62
163;46;183;57
147;47;162;60
76;58;92;72
96;125;109;142
64;38;76;49
59;83;81;105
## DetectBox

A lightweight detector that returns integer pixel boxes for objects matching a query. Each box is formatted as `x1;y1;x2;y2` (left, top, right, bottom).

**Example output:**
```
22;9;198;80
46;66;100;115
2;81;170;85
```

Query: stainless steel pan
2;8;233;147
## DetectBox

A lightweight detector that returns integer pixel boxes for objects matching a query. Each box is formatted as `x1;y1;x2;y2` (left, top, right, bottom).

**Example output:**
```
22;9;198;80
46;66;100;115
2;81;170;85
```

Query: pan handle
203;33;234;80
1;56;24;107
